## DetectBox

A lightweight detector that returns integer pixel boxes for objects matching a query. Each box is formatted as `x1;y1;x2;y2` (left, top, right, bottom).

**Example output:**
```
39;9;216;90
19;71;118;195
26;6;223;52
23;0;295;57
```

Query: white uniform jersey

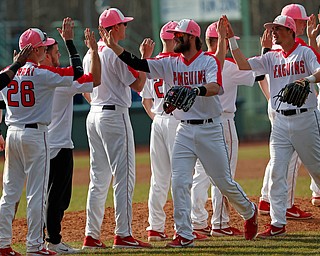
83;40;138;107
219;58;255;113
0;61;74;125
146;51;223;120
48;73;93;152
141;52;179;115
248;43;320;110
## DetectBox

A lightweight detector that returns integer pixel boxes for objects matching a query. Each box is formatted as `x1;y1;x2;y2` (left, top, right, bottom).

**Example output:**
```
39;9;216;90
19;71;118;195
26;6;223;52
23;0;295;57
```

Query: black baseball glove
274;79;311;108
163;86;197;114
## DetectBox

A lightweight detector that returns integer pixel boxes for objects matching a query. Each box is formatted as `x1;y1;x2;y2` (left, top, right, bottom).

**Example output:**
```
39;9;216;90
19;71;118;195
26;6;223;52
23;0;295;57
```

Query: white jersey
146;51;223;120
248;42;320;110
48;73;93;153
140;52;179;116
219;58;255;113
83;40;138;107
0;61;74;126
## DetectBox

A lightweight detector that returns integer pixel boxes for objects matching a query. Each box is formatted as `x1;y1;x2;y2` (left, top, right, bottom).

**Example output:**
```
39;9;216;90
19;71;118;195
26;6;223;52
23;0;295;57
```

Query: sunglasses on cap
33;31;48;48
174;32;185;38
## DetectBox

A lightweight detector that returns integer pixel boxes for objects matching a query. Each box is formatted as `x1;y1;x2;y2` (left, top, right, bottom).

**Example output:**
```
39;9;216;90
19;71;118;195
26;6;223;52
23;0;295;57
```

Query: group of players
0;2;320;255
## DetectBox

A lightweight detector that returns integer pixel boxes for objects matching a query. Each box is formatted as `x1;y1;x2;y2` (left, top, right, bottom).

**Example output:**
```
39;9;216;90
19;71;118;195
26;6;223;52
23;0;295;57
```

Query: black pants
45;148;73;244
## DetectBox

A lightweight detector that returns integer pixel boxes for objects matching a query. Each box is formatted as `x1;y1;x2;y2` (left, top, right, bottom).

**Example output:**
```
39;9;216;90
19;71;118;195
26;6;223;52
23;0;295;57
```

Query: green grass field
1;144;320;255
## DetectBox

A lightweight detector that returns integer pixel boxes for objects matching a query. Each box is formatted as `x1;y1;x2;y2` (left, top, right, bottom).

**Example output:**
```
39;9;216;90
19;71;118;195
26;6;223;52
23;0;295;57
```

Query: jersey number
154;79;164;98
7;80;35;107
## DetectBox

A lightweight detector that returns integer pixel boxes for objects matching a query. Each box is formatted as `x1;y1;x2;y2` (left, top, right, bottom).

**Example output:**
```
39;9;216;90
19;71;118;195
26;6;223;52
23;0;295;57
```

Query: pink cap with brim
281;4;309;20
205;22;240;39
160;21;178;40
99;8;134;28
264;15;296;33
19;28;55;50
166;19;201;37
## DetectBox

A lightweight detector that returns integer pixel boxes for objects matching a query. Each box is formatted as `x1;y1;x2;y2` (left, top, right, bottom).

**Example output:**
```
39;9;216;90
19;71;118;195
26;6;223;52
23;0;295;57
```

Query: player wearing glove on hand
226;14;320;238
99;15;258;247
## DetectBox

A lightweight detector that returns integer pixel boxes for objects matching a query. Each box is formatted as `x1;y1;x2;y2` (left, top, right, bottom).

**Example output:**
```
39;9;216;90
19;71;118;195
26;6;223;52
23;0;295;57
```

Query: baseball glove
163;86;197;114
274;79;311;108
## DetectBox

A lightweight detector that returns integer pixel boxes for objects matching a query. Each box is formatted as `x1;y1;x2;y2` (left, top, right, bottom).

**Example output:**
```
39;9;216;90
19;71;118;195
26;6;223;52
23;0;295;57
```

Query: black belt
102;105;116;110
276;108;308;116
181;118;213;125
25;123;38;129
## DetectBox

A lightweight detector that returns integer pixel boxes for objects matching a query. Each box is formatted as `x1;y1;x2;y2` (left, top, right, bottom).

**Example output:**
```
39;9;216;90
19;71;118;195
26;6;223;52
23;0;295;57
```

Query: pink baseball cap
160;21;178;40
205;22;240;39
19;28;55;50
264;15;296;33
281;4;309;20
166;19;201;37
99;8;133;28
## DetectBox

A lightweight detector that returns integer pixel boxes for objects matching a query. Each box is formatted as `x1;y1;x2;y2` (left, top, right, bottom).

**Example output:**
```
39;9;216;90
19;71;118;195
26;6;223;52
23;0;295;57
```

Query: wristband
9;61;22;74
305;75;316;83
262;48;271;54
193;86;207;96
228;37;239;51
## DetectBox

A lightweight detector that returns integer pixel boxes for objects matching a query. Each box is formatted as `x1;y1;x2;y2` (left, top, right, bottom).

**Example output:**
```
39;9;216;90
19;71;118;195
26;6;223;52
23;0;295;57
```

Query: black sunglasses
121;22;128;27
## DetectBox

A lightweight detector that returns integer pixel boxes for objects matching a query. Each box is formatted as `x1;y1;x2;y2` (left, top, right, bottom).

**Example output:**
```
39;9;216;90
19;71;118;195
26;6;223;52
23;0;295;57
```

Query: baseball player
100;16;258;247
141;21;180;242
82;8;152;249
141;21;207;242
0;18;84;256
43;28;100;254
191;21;257;237
227;14;320;238
258;3;317;218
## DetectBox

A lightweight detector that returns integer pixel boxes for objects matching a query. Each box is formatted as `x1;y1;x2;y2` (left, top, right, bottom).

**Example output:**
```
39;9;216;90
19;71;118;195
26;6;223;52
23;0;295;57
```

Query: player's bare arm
84;28;101;87
225;16;252;70
82;92;91;104
202;82;221;96
142;98;155;120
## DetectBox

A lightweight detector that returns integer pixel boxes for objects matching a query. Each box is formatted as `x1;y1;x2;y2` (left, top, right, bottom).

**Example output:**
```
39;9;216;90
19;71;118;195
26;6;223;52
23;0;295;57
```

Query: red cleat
82;236;106;249
258;199;270;215
166;234;194;248
244;203;258;240
192;231;208;241
113;235;152;249
147;230;169;241
211;226;243;237
286;205;312;220
0;247;22;256
193;226;211;236
26;248;57;255
257;224;286;238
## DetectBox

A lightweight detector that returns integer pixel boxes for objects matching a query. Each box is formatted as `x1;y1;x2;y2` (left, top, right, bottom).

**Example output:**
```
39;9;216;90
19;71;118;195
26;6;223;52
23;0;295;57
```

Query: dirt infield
10;143;320;243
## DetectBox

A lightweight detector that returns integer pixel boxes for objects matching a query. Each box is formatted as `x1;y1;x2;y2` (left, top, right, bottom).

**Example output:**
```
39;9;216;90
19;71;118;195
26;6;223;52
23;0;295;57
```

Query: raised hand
260;29;272;49
224;16;235;38
139;38;155;59
98;26;113;48
57;17;74;41
217;15;227;39
307;14;320;41
84;28;98;52
98;26;124;55
13;44;33;66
